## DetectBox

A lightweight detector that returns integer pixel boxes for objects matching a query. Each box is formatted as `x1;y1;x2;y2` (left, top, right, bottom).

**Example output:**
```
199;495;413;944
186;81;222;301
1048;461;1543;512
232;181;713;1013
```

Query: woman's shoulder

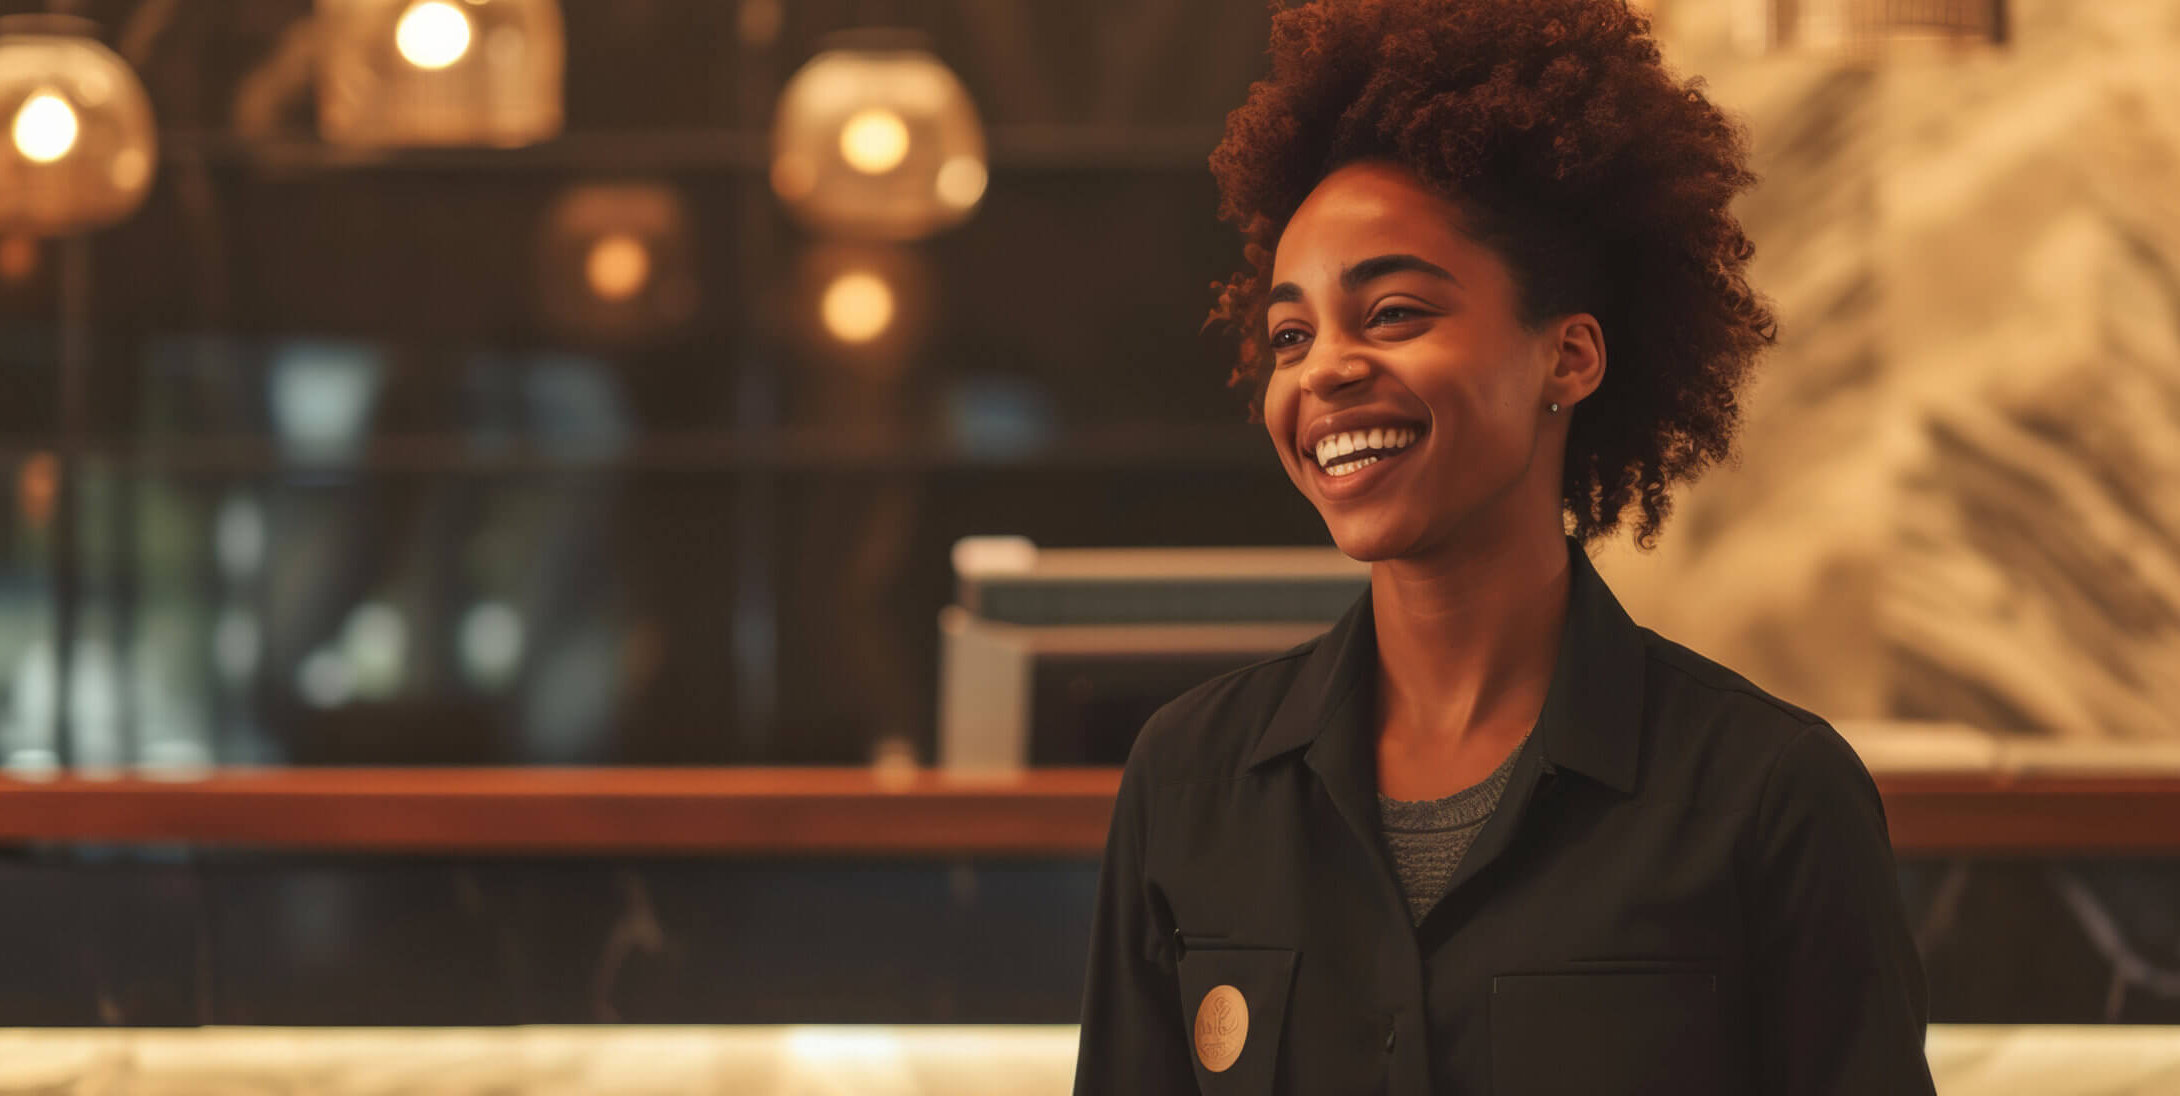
1120;637;1322;787
1636;625;1828;734
1632;626;1883;816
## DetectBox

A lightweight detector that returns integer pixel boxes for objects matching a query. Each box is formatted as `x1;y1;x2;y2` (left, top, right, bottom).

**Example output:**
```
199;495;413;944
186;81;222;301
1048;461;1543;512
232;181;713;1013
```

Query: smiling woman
1259;163;1603;564
1208;0;1775;551
1073;2;1935;1095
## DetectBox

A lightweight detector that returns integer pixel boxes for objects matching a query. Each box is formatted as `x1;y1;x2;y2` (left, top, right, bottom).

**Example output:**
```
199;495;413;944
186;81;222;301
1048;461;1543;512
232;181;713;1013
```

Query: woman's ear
1546;312;1606;410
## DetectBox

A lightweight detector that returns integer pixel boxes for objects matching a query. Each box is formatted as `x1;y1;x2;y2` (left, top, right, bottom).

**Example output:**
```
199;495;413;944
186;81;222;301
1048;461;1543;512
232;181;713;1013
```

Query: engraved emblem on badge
1194;983;1249;1072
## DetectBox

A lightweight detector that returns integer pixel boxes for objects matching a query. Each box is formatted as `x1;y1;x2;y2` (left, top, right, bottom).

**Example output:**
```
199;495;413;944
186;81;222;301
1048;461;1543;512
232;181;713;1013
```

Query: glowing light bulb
395;1;473;70
839;108;910;175
935;155;987;210
821;271;895;344
0;24;160;233
12;91;79;164
584;233;651;302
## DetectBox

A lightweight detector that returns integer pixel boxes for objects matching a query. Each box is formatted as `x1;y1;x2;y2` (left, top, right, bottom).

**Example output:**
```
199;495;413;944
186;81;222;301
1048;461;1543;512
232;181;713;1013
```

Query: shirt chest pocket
1490;965;1725;1096
1173;940;1298;1095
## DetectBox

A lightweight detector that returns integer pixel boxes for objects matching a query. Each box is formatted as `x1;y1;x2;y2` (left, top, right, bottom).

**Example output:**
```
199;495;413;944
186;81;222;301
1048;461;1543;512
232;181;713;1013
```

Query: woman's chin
1323;520;1416;564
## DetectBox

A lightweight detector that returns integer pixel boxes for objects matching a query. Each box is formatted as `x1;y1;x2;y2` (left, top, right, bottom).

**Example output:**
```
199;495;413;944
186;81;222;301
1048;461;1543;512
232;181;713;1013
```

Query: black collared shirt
1072;538;1936;1095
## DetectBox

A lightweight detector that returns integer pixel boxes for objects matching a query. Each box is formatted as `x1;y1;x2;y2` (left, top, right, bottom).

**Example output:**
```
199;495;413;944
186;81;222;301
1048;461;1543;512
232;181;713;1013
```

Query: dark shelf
0;423;1274;475
159;125;1228;176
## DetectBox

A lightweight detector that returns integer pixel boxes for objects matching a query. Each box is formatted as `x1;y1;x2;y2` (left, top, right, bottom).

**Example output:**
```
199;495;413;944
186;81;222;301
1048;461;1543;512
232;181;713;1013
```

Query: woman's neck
1369;522;1572;752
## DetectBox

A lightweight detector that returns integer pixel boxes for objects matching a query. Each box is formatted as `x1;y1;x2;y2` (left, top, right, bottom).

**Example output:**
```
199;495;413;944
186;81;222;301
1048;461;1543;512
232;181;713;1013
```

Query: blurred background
0;0;1321;774
1;0;2177;1091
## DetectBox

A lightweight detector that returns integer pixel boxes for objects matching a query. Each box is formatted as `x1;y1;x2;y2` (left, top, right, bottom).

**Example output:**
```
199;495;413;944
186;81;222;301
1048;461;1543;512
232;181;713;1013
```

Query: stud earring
1548;402;1560;413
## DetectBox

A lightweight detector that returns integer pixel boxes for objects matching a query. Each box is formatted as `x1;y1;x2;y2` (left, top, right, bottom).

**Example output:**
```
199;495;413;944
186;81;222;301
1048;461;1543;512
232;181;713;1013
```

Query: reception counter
0;1024;2174;1094
3;727;2177;1030
4;728;2180;855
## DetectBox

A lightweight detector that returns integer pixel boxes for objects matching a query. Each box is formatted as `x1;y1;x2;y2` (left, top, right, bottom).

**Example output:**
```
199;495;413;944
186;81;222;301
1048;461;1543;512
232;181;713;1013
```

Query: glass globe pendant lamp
316;0;564;148
0;14;157;237
771;30;988;241
535;182;699;345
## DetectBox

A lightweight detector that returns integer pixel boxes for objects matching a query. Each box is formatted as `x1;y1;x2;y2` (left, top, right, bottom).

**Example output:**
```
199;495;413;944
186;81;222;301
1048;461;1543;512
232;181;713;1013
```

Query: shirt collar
1243;535;1646;796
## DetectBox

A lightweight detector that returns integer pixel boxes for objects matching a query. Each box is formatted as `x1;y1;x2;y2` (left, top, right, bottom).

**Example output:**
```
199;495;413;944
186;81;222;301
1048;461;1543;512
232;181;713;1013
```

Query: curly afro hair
1207;0;1776;548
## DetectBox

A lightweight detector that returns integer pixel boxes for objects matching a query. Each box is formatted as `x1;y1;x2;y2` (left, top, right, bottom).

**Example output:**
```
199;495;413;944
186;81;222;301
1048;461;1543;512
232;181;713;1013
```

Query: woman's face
1261;160;1600;564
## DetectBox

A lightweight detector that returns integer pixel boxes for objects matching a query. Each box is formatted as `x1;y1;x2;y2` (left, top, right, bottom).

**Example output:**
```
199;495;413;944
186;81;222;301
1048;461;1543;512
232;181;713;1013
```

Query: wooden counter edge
3;767;2178;855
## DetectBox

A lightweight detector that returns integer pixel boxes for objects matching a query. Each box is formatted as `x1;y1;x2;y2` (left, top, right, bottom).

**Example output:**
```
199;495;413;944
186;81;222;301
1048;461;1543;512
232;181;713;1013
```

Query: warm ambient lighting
584;232;651;302
934;154;986;210
11;91;76;163
316;0;563;148
821;270;895;344
0;15;158;236
839;107;911;174
772;31;987;240
537;182;695;344
794;243;932;370
393;0;472;70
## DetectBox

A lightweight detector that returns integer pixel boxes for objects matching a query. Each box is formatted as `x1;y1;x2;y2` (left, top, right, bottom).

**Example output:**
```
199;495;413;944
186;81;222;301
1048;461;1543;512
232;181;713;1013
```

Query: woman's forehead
1272;169;1482;289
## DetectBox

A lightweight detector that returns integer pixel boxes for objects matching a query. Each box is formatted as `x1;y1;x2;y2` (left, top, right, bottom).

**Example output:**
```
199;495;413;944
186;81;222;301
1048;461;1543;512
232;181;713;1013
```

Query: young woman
1073;2;1934;1093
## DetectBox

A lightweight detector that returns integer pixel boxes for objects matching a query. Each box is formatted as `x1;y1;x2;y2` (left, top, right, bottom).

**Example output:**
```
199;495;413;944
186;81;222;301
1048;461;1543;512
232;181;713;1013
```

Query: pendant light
0;14;157;237
771;30;988;241
535;182;698;345
793;242;933;375
316;0;564;148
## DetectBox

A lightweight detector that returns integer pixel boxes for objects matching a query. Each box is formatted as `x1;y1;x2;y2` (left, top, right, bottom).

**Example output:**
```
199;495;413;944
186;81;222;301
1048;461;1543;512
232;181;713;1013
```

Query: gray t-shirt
1377;735;1529;924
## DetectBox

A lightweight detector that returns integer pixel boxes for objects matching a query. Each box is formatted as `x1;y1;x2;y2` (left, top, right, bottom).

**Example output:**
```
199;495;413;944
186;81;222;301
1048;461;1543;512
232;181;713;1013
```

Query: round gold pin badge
1194;984;1249;1072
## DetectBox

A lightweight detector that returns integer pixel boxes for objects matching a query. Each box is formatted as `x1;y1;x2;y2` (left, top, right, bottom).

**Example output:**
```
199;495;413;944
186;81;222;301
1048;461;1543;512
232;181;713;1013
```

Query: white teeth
1326;455;1380;477
1311;425;1423;469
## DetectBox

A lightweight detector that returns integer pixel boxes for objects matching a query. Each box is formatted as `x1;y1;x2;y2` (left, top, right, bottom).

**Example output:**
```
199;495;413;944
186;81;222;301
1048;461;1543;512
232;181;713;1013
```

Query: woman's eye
1269;328;1308;350
1368;306;1422;327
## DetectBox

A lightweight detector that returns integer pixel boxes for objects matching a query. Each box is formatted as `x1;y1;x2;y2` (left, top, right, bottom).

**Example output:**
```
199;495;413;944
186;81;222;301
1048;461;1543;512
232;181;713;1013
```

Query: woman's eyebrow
1341;253;1459;291
1267;253;1459;306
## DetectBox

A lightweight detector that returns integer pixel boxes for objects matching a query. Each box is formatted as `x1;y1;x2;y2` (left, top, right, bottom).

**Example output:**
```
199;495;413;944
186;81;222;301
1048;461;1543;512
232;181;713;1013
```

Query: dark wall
5;848;2180;1026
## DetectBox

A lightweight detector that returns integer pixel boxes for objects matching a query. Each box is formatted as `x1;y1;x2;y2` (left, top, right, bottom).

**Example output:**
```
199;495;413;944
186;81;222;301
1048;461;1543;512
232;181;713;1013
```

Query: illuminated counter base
0;1025;2173;1094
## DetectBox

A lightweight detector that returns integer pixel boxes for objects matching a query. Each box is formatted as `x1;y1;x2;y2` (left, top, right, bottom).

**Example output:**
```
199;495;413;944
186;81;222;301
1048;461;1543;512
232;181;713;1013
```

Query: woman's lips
1307;437;1420;500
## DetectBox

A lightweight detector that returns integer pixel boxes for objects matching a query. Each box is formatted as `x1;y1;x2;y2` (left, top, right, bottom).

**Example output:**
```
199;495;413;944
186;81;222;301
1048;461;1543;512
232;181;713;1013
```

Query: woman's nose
1301;352;1370;398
